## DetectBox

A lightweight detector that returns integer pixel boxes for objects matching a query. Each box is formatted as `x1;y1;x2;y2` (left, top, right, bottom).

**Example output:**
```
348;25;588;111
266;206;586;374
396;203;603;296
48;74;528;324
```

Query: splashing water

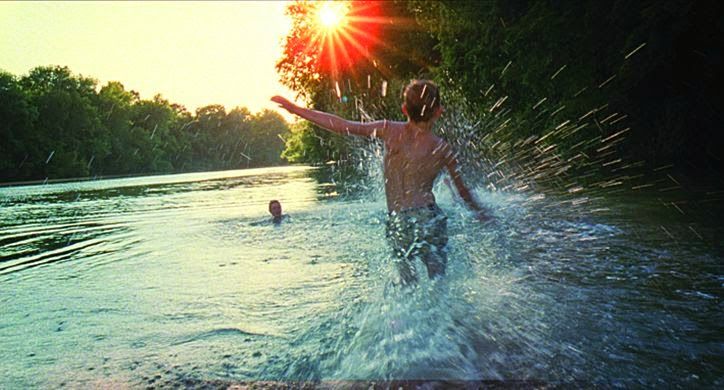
0;163;721;387
303;72;723;386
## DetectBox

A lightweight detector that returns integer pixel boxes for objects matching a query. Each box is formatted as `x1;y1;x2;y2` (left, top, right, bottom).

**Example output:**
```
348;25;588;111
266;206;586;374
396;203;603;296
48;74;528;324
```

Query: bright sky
0;1;298;120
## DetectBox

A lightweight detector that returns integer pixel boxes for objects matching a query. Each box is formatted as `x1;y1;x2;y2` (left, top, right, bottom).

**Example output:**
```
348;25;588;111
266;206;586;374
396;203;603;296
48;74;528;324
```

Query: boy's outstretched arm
271;96;386;138
442;144;492;221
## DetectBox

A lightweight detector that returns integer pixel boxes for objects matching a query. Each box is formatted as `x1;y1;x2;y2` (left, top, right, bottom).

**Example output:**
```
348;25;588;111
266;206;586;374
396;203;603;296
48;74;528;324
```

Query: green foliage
0;71;37;177
16;66;107;179
0;66;292;183
276;1;435;165
281;121;332;164
276;0;722;176
410;0;721;171
246;110;292;167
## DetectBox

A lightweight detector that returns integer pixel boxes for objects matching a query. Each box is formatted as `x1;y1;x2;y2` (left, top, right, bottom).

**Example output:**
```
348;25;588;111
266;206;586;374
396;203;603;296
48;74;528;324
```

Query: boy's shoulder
427;132;449;149
381;120;407;136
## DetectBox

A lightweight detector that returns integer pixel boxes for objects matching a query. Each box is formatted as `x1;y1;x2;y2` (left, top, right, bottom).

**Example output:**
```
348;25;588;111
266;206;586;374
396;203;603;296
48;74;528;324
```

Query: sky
0;1;298;120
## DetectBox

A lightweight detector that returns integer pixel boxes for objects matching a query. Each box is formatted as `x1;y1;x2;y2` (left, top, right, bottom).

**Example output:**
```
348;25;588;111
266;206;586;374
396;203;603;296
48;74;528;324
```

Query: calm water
0;166;721;387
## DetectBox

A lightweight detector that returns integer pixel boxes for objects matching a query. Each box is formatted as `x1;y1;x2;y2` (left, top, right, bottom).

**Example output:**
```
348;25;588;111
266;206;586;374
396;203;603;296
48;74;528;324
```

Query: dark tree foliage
0;66;292;183
409;0;723;176
277;0;722;181
0;71;37;177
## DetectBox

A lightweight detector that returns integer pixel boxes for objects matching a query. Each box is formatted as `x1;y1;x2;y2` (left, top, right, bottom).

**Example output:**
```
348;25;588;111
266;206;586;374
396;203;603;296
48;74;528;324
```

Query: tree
408;0;723;173
96;81;139;174
0;65;294;183
245;110;291;167
0;71;36;179
19;66;108;179
276;1;436;166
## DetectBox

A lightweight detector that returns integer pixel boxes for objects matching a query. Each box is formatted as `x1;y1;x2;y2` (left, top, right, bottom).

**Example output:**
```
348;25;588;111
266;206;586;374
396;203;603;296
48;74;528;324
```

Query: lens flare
316;2;348;31
284;1;383;75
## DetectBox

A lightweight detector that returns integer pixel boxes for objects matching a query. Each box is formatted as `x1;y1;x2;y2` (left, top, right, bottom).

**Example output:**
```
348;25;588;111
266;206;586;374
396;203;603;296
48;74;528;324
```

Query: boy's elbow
455;181;470;197
458;188;472;202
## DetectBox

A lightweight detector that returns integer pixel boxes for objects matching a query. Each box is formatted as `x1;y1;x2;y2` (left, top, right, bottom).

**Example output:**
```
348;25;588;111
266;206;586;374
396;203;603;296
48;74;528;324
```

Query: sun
285;1;385;75
315;2;349;32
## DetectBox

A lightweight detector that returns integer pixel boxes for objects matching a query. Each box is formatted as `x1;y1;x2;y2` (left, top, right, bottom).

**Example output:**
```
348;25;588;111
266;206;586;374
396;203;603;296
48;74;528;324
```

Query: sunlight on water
0;166;721;387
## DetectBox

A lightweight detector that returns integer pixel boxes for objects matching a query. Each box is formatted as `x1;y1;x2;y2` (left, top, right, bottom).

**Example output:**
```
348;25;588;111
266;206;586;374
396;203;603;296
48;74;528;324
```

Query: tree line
276;0;722;185
0;65;291;183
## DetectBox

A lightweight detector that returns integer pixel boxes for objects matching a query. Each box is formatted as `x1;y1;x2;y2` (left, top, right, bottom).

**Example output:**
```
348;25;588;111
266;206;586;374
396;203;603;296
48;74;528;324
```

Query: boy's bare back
382;121;452;212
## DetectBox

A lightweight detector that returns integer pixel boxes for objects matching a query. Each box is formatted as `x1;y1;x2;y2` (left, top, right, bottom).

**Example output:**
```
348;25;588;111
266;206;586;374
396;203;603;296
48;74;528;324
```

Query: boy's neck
406;119;435;133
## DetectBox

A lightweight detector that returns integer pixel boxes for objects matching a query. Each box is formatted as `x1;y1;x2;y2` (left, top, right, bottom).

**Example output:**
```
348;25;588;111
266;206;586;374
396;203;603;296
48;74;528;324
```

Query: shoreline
0;164;300;188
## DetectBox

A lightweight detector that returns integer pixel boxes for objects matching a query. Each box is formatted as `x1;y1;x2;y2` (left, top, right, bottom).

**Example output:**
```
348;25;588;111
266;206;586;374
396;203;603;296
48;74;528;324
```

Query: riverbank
0;164;294;188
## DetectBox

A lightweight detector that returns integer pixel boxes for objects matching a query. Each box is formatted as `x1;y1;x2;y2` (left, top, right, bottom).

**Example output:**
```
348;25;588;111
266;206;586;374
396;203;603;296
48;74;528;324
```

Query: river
0;165;721;387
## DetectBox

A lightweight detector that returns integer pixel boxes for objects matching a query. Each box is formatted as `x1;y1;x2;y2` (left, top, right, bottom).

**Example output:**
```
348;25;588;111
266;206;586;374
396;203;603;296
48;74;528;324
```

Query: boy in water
249;200;289;226
268;199;289;225
272;80;490;284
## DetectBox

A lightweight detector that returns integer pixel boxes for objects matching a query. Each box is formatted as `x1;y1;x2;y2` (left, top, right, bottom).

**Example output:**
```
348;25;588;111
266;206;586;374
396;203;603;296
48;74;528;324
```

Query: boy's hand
271;96;296;113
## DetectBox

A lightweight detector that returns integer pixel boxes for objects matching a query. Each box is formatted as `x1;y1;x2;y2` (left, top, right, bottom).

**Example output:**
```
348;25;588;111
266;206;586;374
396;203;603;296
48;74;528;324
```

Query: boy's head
268;200;282;218
402;80;442;123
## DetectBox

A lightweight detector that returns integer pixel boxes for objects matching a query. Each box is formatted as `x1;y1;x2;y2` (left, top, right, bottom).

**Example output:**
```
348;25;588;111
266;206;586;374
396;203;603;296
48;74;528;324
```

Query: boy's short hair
269;200;280;211
403;80;441;123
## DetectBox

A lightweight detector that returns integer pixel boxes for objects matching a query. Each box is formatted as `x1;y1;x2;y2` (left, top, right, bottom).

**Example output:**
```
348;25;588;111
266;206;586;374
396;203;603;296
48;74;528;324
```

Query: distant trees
0;66;291;183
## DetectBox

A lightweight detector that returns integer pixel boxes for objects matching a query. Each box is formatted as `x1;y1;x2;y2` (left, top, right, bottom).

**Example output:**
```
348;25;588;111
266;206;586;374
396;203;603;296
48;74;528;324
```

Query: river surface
0;165;721;387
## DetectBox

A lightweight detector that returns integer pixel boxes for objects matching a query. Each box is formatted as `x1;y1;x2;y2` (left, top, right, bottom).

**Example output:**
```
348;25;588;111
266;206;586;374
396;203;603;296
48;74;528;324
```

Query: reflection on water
0;166;721;387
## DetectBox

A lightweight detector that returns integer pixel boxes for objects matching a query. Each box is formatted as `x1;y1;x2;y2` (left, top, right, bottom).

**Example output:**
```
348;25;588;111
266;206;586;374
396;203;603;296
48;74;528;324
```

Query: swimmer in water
272;80;491;284
249;200;289;226
268;200;289;225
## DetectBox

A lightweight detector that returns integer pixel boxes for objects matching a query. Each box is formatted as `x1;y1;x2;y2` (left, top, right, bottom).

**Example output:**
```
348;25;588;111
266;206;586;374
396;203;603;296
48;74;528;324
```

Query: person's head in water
402;80;443;123
269;200;282;219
